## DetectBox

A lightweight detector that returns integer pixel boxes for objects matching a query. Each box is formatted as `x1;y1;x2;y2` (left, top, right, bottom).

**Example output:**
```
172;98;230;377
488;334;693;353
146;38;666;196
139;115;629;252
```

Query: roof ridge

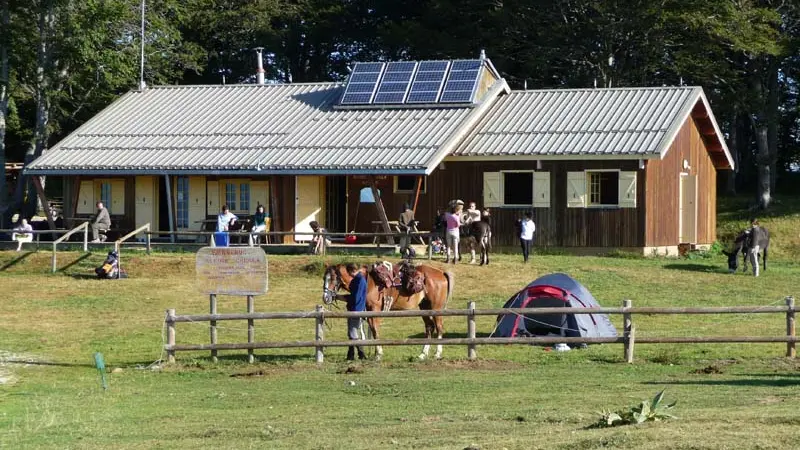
146;82;341;90
508;86;699;94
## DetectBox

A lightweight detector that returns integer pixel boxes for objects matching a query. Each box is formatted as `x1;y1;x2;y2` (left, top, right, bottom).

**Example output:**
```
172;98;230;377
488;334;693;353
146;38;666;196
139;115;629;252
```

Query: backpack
95;251;120;279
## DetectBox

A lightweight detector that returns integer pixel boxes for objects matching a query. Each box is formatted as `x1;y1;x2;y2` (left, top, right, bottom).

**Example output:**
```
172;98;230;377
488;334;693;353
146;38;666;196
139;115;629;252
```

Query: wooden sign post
196;247;268;363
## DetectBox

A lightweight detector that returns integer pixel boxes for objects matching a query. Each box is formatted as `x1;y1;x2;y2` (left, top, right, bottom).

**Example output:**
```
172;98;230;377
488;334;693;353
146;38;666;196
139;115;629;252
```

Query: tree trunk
0;0;9;222
766;59;779;194
23;0;54;218
725;111;738;196
754;124;771;209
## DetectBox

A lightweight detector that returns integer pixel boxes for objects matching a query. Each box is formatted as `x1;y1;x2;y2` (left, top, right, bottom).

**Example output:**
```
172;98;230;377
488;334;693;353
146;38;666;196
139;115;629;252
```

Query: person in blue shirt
336;263;367;360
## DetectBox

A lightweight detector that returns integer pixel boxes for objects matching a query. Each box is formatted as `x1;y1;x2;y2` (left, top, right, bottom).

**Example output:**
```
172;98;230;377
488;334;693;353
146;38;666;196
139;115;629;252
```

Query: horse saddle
395;261;425;295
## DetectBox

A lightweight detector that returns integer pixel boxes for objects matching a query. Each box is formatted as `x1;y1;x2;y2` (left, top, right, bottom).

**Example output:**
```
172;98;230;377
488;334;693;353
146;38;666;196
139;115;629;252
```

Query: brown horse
323;262;454;360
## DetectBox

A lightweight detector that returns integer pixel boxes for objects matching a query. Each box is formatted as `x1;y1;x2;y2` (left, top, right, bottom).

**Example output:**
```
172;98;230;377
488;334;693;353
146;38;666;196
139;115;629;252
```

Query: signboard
196;247;268;295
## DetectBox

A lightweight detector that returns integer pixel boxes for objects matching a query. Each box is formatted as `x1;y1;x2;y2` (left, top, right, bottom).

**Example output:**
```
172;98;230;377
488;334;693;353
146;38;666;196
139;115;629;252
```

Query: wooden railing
51;222;88;273
114;223;151;277
165;297;797;364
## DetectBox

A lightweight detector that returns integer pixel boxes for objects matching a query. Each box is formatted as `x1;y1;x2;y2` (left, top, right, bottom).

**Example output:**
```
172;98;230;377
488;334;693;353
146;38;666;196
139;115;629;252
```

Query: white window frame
221;179;251;214
584;169;621;208
176;176;190;229
500;170;535;207
393;176;426;194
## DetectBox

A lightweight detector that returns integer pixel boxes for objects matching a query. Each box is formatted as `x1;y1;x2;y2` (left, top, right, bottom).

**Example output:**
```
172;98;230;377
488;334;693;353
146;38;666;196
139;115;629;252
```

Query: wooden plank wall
347;160;645;248
644;117;717;246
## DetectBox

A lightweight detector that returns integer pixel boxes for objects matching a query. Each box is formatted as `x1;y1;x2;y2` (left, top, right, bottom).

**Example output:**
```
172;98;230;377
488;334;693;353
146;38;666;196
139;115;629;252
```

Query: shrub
595;390;677;428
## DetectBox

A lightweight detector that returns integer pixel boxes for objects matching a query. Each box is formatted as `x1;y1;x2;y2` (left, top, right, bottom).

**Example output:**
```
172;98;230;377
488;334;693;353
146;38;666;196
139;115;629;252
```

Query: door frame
678;172;697;244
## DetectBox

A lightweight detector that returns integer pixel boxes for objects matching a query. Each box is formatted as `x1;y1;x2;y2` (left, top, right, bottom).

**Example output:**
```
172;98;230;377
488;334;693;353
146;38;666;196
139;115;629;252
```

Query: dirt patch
410;359;524;371
692;365;724;375
757;396;784;404
0;350;41;385
337;365;366;374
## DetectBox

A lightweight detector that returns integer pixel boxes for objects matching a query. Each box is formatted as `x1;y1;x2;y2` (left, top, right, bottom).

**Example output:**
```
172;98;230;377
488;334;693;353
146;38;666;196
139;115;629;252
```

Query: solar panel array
340;59;485;106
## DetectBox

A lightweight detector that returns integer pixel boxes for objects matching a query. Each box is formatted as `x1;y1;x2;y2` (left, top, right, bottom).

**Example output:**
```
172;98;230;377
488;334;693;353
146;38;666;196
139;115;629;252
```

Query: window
239;183;250;212
394;176;426;193
225;182;237;211
503;172;533;206
587;171;619;206
100;182;112;210
222;180;252;213
176;177;189;228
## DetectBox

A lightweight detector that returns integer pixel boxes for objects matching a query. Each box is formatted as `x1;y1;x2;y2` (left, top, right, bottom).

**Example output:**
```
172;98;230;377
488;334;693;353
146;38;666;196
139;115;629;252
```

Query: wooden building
25;56;732;254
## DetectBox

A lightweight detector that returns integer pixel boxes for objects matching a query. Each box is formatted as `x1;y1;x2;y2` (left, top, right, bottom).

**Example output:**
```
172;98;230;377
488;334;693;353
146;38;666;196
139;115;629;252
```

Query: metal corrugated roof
27;83;474;174
452;86;705;158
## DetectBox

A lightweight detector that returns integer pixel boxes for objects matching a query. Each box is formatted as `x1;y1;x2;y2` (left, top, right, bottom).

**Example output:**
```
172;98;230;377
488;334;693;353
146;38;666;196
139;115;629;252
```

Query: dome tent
494;273;617;341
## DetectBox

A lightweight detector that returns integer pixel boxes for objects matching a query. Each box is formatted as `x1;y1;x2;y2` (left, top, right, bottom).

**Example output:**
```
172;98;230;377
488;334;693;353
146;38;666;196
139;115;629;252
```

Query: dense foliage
1;0;798;215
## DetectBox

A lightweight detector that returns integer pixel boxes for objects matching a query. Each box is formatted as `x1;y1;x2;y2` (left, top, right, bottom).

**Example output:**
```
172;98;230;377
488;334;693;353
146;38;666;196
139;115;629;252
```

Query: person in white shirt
12;218;34;252
216;205;238;232
462;201;481;225
519;212;535;263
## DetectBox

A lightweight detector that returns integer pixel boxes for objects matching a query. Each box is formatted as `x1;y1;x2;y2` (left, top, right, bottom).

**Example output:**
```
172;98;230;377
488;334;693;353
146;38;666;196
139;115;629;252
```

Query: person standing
519;212;536;263
216;205;237;232
336;263;367;361
463;201;481;225
444;203;463;264
398;203;416;258
91;201;111;242
250;204;268;245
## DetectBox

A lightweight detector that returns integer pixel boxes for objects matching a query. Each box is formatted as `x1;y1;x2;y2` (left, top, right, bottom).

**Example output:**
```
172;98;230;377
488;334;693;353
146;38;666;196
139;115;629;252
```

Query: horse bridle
322;269;344;305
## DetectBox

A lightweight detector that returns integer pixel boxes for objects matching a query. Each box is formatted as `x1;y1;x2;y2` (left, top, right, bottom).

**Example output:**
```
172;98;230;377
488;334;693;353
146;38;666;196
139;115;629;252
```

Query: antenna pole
139;0;146;90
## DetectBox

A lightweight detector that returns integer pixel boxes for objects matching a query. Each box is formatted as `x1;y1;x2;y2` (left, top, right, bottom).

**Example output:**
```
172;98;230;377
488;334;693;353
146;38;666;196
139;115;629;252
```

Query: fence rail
165;297;797;364
51;222;88;273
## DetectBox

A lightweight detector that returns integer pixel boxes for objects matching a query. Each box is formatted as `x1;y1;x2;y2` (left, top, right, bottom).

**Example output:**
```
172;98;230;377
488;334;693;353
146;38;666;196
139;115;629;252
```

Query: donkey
723;227;770;276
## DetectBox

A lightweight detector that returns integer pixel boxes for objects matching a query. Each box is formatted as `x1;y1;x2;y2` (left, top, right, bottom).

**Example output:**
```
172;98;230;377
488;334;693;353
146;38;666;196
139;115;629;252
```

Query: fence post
315;305;325;364
83;223;88;252
210;294;218;363
247;295;255;363
623;299;634;363
146;229;151;255
428;235;433;260
167;309;176;364
467;301;477;360
787;296;796;358
51;242;57;273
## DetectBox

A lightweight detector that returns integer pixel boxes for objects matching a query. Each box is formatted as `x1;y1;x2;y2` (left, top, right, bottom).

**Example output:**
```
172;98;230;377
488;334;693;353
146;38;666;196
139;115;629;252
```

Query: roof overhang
23;167;430;176
657;89;734;170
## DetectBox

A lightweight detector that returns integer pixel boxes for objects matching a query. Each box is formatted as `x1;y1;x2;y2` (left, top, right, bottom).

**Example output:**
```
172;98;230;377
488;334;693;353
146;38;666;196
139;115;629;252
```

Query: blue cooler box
213;232;229;247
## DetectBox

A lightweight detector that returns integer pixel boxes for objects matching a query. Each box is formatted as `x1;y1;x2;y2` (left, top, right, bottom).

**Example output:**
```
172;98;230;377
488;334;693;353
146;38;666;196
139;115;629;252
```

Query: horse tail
443;271;454;309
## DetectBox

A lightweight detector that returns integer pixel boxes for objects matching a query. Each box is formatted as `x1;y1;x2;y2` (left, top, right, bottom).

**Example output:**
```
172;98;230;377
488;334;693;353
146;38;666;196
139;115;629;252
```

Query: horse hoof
434;354;443;360
375;354;383;361
418;353;427;361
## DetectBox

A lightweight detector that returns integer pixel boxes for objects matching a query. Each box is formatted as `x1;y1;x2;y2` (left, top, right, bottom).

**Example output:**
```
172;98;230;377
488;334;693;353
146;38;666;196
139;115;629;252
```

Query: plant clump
594;390;677;428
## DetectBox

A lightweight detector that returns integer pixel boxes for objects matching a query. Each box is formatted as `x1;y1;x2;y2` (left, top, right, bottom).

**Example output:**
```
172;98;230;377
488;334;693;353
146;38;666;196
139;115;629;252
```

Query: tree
0;0;10;213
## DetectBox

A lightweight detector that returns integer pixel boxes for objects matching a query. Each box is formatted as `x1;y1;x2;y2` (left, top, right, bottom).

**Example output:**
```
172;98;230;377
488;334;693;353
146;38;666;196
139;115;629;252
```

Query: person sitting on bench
91;201;111;242
12;218;34;251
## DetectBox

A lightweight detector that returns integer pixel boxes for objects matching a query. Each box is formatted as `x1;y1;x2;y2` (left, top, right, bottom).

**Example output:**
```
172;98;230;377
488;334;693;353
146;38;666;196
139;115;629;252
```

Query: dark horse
323;262;454;360
459;221;492;265
722;226;770;276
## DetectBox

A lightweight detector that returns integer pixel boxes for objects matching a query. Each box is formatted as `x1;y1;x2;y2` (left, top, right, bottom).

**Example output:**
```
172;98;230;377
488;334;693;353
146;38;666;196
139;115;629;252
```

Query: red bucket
344;235;357;244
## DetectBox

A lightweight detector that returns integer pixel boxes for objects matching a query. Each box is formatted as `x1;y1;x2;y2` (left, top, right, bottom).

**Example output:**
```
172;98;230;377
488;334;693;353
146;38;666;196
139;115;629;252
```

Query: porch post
164;174;175;243
269;175;279;244
32;176;56;230
412;176;423;214
369;176;394;245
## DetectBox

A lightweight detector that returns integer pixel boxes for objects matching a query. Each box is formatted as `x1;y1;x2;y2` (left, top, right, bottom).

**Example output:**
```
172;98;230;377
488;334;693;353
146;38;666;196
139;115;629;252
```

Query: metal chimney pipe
255;47;265;85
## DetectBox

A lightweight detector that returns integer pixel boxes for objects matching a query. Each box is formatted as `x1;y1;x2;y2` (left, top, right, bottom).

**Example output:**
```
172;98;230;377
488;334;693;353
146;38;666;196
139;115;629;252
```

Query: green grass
1;197;800;449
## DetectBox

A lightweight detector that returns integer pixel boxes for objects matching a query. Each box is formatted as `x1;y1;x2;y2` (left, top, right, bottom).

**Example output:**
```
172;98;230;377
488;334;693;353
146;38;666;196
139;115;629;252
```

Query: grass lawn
1;198;800;449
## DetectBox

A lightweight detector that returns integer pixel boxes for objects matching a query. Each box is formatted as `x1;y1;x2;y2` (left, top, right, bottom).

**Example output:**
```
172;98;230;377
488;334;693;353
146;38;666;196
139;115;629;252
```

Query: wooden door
188;176;207;230
680;174;697;243
77;180;94;214
295;176;323;241
135;176;157;237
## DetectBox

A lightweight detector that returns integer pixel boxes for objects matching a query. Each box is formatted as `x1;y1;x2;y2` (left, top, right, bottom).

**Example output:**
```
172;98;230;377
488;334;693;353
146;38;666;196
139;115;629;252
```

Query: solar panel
439;59;482;103
406;61;449;104
340;62;385;105
373;61;417;104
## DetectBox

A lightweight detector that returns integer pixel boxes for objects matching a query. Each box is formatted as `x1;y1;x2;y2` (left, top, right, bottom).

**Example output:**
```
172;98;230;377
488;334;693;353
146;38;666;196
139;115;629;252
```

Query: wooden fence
165;297;797;364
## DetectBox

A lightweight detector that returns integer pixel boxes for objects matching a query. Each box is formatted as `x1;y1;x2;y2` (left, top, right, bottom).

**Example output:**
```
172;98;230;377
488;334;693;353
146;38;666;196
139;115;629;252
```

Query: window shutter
532;172;550;208
207;181;219;213
110;180;126;215
618;171;637;208
567;172;586;208
77;180;94;214
483;172;502;207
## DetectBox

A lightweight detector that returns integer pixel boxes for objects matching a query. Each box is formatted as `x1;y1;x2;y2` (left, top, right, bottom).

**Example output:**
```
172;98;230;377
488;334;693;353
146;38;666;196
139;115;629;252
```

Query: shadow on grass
3;359;95;368
0;251;35;271
662;263;728;274
68;273;100;280
407;331;494;339
643;377;800;387
59;252;93;273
